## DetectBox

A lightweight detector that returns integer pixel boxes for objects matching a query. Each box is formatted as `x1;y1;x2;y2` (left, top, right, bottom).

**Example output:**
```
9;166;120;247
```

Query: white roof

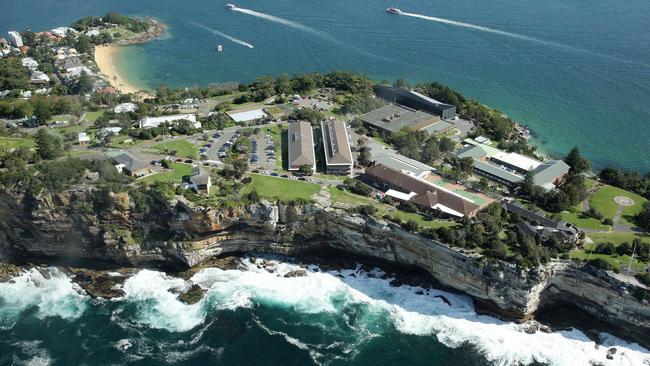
78;132;90;142
227;109;267;122
491;151;541;171
114;102;138;113
385;189;417;201
101;127;122;134
139;114;198;129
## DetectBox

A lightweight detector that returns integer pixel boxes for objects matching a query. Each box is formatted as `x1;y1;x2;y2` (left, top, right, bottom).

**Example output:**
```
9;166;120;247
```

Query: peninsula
0;13;649;365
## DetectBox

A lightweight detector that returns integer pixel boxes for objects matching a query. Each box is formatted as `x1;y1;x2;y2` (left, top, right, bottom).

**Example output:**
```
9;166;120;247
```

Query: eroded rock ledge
0;188;648;348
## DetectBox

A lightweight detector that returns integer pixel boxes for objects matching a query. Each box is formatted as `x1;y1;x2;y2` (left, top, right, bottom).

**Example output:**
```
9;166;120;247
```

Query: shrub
587;258;615;271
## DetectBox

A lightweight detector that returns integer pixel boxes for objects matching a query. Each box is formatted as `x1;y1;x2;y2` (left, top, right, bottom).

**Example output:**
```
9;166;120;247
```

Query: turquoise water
1;0;649;169
1;260;648;366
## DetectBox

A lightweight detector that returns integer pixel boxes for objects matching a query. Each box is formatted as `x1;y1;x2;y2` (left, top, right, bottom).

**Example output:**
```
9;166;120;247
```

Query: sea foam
0;268;88;326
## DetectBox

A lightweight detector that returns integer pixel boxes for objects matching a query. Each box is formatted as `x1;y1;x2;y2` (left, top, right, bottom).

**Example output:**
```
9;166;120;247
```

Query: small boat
385;7;401;14
217;44;223;52
225;3;236;10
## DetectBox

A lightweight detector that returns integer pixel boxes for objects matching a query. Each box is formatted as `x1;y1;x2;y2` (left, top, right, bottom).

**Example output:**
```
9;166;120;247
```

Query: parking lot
249;132;278;171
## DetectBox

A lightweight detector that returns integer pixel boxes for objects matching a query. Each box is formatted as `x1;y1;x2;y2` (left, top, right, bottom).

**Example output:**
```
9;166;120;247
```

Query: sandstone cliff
0;187;648;348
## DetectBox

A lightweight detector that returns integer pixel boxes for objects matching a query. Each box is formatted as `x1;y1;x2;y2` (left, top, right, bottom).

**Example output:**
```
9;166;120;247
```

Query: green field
0;136;35;150
109;135;143;148
560;211;610;230
149;140;198;159
586;232;650;245
241;174;320;201
140;163;192;184
589;185;646;224
83;110;105;122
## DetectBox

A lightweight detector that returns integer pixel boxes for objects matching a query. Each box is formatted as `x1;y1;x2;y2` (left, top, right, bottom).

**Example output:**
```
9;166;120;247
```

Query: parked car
185;159;193;163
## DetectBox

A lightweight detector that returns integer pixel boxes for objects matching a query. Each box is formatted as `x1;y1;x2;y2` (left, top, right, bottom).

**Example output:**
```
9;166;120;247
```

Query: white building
78;132;90;145
100;127;122;135
85;29;101;37
30;71;50;84
51;27;76;38
138;114;200;129
21;57;39;70
226;109;267;123
114;102;138;113
7;31;23;47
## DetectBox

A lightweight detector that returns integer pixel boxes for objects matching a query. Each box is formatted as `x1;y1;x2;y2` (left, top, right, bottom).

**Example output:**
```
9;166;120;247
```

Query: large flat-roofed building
321;119;353;175
7;31;23;47
139;114;200;129
288;121;316;172
359;104;450;135
456;139;570;190
374;85;457;120
364;140;434;180
364;164;480;218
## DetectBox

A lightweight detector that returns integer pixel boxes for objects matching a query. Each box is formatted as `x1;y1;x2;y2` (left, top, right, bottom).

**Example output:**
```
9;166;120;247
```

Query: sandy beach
94;45;147;95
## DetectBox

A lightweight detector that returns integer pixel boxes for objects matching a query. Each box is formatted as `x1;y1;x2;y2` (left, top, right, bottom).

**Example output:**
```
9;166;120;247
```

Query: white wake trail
401;12;571;50
191;22;254;49
232;7;332;41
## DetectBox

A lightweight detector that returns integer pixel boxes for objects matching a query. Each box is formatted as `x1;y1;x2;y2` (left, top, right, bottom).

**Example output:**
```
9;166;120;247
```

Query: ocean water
1;0;649;171
1;259;649;366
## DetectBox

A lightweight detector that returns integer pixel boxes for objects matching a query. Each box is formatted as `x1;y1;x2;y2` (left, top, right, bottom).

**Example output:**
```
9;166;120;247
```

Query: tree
76;71;94;94
33;97;53;123
298;164;313;175
564;146;590;174
520;170;535;198
635;202;650;232
34;129;64;160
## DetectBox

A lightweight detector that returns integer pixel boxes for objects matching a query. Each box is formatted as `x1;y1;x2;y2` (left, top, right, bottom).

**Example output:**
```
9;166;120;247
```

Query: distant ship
225;3;236;10
386;7;401;15
217;44;223;52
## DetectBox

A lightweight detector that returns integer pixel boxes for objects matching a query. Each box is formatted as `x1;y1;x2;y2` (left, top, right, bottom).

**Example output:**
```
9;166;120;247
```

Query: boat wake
190;21;254;49
400;12;573;50
231;6;334;42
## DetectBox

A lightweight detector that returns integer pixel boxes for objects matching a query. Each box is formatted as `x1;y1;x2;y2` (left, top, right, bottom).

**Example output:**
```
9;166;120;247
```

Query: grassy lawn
584;177;597;190
589;185;646;224
148;140;198;159
586;232;650;245
241;174;320;201
109;135;144;148
265;106;284;116
50;124;85;135
49;114;71;122
83;110;105;122
569;247;647;272
560;211;610;230
140;163;192;184
0;136;35;151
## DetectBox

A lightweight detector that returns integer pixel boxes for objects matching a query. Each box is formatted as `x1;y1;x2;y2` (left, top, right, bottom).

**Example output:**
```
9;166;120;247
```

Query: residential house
114;102;138;113
77;132;90;145
30;71;50;85
287;121;316;172
320;119;353;175
21;57;39;71
112;153;151;178
7;31;23;47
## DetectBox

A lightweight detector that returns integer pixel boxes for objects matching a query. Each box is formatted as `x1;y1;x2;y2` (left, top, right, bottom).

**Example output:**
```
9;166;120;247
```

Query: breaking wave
119;259;650;365
0;268;88;326
1;261;649;365
190;22;254;48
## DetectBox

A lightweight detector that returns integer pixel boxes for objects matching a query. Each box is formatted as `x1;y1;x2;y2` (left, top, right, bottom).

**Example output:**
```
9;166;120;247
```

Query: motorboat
225;3;236;10
386;7;401;14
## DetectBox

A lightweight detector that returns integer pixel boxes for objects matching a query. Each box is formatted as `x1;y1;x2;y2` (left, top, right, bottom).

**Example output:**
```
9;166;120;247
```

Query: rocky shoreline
108;18;166;47
0;187;649;349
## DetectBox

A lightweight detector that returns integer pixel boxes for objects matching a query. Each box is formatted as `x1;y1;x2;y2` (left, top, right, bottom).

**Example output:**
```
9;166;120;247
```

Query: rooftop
321;119;353;166
288;121;316;170
359;104;440;133
227;109;267;122
365;140;434;179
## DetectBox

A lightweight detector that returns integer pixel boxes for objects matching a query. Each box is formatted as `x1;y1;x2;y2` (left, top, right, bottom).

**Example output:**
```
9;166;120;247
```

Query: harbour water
1;0;649;171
